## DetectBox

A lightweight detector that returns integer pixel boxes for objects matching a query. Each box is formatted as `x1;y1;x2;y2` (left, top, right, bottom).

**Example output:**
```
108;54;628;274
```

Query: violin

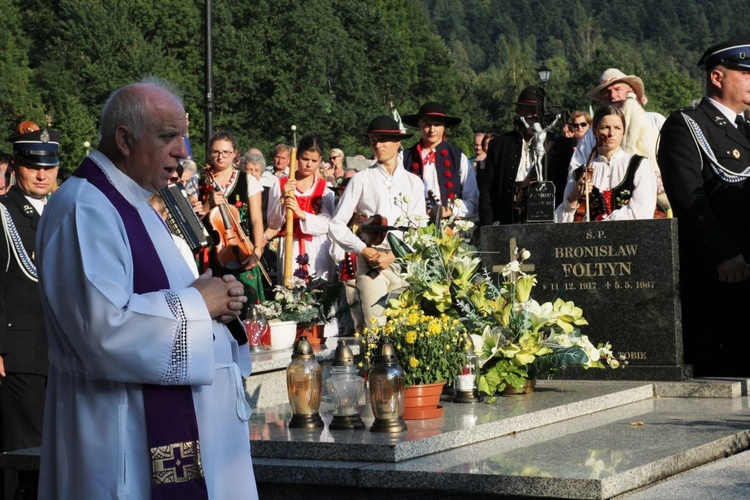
426;189;442;225
347;213;391;279
349;213;389;247
572;170;594;222
204;167;271;284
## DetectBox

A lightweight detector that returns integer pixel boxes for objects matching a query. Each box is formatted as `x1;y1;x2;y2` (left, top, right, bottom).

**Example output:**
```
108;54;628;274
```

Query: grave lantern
326;340;365;430
286;336;324;429
453;338;481;403
368;340;407;433
243;304;267;352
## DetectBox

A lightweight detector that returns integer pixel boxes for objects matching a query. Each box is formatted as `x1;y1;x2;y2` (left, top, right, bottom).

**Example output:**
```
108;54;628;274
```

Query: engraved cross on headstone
491;237;536;275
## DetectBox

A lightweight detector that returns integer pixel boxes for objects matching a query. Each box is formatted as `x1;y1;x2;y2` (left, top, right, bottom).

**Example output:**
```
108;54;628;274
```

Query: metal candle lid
333;340;354;367
247;304;259;320
373;339;398;365
291;336;314;359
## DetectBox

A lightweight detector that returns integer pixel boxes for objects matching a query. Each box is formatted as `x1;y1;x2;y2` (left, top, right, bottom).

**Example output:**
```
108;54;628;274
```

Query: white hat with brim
586;68;645;103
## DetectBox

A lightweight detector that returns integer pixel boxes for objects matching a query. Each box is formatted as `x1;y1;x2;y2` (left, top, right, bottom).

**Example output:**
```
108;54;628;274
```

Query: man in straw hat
657;35;750;377
569;68;669;215
401;102;479;221
479;86;545;226
329;115;426;328
0;122;59;499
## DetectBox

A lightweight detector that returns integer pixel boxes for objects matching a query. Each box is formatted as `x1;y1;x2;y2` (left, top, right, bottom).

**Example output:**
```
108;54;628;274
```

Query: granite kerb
249;382;654;463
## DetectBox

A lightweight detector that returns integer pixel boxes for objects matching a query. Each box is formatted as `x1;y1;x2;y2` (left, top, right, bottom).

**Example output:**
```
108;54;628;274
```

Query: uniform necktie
735;114;750;141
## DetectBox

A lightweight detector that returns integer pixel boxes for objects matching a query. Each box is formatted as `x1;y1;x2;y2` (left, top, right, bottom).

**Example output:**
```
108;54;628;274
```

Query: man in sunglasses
571;69;665;167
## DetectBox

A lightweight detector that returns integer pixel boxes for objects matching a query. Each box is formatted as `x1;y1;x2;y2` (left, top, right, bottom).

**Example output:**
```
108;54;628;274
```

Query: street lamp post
205;0;214;162
535;64;551;127
535;64;552;182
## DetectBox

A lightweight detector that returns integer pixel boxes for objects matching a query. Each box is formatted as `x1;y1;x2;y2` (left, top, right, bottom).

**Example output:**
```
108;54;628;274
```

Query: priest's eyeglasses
569;122;589;130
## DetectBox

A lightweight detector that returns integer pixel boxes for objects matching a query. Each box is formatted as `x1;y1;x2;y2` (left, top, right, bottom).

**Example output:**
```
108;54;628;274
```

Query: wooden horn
283;148;298;287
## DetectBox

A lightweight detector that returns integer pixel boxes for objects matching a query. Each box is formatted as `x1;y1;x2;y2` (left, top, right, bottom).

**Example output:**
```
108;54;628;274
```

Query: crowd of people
0;34;748;499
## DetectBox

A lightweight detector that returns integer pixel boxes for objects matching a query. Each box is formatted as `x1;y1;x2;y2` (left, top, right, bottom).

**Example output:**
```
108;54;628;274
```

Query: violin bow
583;137;603;222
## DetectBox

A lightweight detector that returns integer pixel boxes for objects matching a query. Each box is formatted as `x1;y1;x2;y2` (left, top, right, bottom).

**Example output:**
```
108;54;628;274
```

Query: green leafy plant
257;283;320;327
387;222;624;400
468;249;623;397
256;254;322;327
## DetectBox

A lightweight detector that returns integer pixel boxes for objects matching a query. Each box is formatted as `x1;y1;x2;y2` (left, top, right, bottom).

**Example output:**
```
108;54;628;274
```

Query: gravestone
480;219;690;380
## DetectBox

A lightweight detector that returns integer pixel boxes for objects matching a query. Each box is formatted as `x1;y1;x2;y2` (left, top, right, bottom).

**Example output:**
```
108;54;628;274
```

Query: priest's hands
191;269;247;323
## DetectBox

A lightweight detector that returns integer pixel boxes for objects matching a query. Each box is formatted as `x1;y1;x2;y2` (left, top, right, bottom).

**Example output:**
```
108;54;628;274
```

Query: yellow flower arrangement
360;306;467;387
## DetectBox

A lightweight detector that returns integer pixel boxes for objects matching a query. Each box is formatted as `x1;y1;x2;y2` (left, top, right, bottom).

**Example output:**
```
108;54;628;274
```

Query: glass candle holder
326;340;365;430
368;340;407;433
454;338;481;403
286;337;324;429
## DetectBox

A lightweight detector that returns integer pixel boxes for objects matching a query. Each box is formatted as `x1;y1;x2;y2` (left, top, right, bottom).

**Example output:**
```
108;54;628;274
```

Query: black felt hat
402;102;463;128
11;122;60;167
364;115;413;139
515;86;541;107
698;35;750;70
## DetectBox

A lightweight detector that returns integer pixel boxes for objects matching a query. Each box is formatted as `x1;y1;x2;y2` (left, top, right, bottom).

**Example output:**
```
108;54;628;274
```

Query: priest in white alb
36;80;258;499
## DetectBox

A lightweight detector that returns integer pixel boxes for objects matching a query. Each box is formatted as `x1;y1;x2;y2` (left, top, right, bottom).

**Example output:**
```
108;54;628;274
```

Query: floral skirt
238;267;266;315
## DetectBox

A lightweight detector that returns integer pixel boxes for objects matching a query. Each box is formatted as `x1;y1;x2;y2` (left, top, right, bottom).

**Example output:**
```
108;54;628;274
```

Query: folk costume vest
573;155;644;221
74;158;208;499
403;141;463;205
279;176;327;262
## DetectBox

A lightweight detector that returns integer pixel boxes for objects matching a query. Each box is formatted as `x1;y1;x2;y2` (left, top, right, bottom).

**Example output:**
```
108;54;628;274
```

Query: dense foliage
2;0;748;172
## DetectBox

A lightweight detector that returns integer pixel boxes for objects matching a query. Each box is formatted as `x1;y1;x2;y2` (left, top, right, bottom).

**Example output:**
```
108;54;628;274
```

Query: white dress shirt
556;148;657;222
329;161;426;254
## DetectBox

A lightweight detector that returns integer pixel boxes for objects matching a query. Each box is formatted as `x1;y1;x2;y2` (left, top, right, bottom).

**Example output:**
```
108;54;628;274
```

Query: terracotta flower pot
403;382;445;420
296;323;326;345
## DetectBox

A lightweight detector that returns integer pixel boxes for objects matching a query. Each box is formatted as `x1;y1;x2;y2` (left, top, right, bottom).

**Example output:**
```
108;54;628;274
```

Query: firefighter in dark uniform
0;122;59;499
657;35;750;377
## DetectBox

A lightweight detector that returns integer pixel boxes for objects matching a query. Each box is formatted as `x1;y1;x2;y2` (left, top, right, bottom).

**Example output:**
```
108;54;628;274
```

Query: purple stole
74;158;208;499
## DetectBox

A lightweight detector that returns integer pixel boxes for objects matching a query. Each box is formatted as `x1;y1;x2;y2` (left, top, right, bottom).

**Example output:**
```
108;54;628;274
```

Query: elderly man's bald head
100;79;184;142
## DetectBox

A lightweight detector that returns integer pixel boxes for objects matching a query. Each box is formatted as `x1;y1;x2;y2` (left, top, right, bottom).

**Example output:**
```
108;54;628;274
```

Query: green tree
0;0;45;143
